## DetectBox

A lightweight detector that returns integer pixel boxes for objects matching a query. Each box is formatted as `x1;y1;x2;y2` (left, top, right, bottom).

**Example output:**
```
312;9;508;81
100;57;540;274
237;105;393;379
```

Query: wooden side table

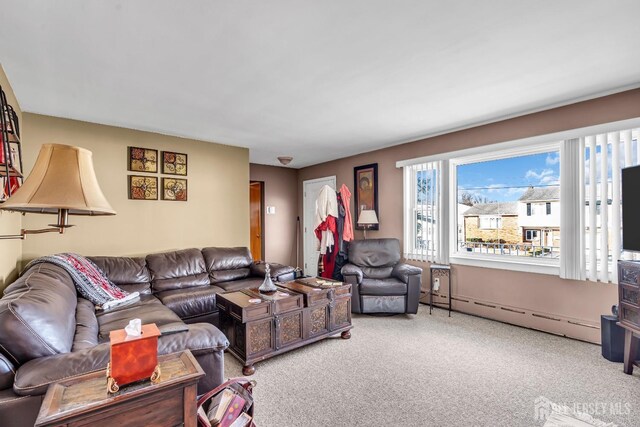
35;350;204;427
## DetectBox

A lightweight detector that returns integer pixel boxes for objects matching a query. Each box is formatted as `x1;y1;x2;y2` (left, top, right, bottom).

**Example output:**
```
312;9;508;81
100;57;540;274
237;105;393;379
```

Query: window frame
525;229;539;241
448;141;561;275
479;215;502;230
397;117;640;279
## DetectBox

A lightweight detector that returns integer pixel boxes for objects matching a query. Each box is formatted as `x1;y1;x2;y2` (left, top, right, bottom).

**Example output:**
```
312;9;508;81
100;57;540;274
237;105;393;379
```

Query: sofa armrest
14;323;229;396
250;262;295;282
392;263;423;314
0;353;16;391
391;263;423;284
341;264;363;285
14;343;111;396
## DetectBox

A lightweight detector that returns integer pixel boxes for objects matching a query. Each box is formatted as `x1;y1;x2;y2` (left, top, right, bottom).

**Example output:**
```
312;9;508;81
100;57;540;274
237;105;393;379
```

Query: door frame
302;175;337;276
250;180;265;261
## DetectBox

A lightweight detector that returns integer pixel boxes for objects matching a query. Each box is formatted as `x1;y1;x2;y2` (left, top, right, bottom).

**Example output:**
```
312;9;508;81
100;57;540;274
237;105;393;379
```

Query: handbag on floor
197;377;256;427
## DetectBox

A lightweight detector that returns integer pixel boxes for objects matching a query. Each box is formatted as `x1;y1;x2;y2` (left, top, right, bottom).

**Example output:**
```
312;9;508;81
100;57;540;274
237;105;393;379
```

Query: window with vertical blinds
398;119;640;280
402;161;448;263
582;128;640;284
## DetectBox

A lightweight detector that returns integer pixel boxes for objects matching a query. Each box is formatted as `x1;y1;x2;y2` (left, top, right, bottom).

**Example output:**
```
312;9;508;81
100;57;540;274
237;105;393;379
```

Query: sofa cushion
202;247;252;284
146;249;209;292
360;278;407;296
215;277;263;292
155;287;219;320
0;263;77;365
250;262;296;282
88;256;151;288
96;295;182;341
72;298;99;352
361;266;394;280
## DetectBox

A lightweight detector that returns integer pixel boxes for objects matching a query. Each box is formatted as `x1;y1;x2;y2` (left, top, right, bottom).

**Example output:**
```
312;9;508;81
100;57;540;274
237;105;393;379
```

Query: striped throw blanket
25;253;140;310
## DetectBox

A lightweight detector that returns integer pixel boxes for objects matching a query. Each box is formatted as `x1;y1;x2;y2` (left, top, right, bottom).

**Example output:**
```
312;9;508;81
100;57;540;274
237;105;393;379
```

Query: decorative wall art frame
128;175;158;200
128;146;158;173
354;163;379;230
162;177;188;201
161;151;187;176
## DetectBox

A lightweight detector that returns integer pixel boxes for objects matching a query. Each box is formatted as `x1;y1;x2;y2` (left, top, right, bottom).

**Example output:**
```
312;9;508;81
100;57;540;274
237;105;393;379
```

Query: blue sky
457;151;560;202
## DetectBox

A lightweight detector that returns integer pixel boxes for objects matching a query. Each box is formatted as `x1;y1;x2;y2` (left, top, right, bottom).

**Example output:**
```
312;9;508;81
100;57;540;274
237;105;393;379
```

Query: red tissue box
107;323;161;393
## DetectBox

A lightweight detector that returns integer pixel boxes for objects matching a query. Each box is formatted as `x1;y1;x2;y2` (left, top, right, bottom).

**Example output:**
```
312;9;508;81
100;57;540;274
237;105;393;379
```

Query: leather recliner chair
341;238;422;314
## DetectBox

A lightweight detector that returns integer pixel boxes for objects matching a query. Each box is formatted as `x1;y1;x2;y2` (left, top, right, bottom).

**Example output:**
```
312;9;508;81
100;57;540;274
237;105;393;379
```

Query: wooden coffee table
217;277;352;375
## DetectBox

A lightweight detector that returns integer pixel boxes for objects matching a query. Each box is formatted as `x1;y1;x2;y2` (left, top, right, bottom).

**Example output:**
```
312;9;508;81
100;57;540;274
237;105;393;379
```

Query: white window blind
581;128;639;284
402;161;449;263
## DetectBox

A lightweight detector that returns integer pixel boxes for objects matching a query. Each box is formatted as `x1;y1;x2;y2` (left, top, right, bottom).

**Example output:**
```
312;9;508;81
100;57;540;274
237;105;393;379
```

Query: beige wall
250;164;299;266
299;88;640;343
21;113;249;261
0;65;23;289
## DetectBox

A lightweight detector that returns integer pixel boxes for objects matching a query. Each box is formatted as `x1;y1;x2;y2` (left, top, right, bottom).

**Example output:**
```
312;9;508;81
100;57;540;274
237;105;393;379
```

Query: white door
303;176;337;277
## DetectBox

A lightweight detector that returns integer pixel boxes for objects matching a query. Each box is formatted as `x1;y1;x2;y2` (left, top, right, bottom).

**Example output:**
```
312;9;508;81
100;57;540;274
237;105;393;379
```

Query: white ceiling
1;1;639;168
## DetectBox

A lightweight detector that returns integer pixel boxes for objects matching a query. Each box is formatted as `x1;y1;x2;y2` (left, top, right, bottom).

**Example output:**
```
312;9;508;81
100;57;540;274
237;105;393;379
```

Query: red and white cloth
25;253;139;310
314;185;338;254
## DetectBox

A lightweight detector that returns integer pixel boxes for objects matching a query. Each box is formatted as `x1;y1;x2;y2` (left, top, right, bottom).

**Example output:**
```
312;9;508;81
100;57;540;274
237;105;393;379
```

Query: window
479;216;502;229
398;119;640;282
402;161;448;263
455;146;560;261
580;128;640;283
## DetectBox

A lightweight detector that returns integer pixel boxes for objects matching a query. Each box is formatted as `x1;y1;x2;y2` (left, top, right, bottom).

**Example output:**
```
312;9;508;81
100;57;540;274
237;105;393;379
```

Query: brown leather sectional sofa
0;247;295;427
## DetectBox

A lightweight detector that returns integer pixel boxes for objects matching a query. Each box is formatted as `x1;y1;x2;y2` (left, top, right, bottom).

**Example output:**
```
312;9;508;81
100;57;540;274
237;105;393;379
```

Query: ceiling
1;1;639;168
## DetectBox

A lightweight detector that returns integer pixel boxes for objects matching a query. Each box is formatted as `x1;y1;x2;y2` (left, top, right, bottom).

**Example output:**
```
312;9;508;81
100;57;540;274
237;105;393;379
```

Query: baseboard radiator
428;293;601;344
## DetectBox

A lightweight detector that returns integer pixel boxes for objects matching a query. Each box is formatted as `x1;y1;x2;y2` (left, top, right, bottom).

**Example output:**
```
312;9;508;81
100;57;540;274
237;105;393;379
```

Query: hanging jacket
339;184;354;242
314;185;338;253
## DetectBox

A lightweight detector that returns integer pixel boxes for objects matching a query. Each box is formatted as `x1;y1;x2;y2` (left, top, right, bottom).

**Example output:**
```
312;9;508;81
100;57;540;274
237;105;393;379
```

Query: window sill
450;253;560;276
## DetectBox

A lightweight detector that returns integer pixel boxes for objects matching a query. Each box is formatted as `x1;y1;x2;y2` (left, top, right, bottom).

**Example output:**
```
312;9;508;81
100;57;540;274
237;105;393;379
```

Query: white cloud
525;169;554;180
525;168;559;186
546;153;560;166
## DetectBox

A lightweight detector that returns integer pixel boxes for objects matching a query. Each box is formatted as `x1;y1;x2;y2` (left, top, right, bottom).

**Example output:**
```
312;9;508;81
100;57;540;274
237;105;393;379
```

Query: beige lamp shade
0;143;116;215
358;209;378;225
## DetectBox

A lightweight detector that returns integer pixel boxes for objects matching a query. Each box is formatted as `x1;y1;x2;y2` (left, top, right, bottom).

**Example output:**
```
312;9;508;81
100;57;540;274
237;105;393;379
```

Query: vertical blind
582;128;639;284
403;161;448;263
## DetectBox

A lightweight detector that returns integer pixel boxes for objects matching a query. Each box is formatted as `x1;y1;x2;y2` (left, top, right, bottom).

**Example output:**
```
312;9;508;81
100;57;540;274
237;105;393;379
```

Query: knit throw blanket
25;253;140;310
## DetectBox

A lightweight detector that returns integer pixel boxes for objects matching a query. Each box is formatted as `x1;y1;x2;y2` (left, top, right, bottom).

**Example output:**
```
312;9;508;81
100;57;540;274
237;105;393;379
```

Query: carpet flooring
223;307;640;426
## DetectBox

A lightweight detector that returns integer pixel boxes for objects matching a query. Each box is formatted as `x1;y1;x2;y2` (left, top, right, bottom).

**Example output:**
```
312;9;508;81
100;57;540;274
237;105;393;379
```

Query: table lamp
358;209;378;239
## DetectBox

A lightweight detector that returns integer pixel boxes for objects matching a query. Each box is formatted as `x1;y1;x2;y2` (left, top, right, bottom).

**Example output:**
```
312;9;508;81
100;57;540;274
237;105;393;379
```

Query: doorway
249;181;265;261
302;176;336;277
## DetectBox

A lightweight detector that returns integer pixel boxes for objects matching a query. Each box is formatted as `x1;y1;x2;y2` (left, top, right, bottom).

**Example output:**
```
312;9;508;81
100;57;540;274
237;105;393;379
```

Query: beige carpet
223;307;640;426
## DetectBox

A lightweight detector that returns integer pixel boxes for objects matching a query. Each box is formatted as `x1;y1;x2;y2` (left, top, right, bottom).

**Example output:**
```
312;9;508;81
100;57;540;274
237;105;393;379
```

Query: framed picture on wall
128;146;158;173
162;177;188;201
161;151;188;175
128;175;158;200
354;163;379;230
